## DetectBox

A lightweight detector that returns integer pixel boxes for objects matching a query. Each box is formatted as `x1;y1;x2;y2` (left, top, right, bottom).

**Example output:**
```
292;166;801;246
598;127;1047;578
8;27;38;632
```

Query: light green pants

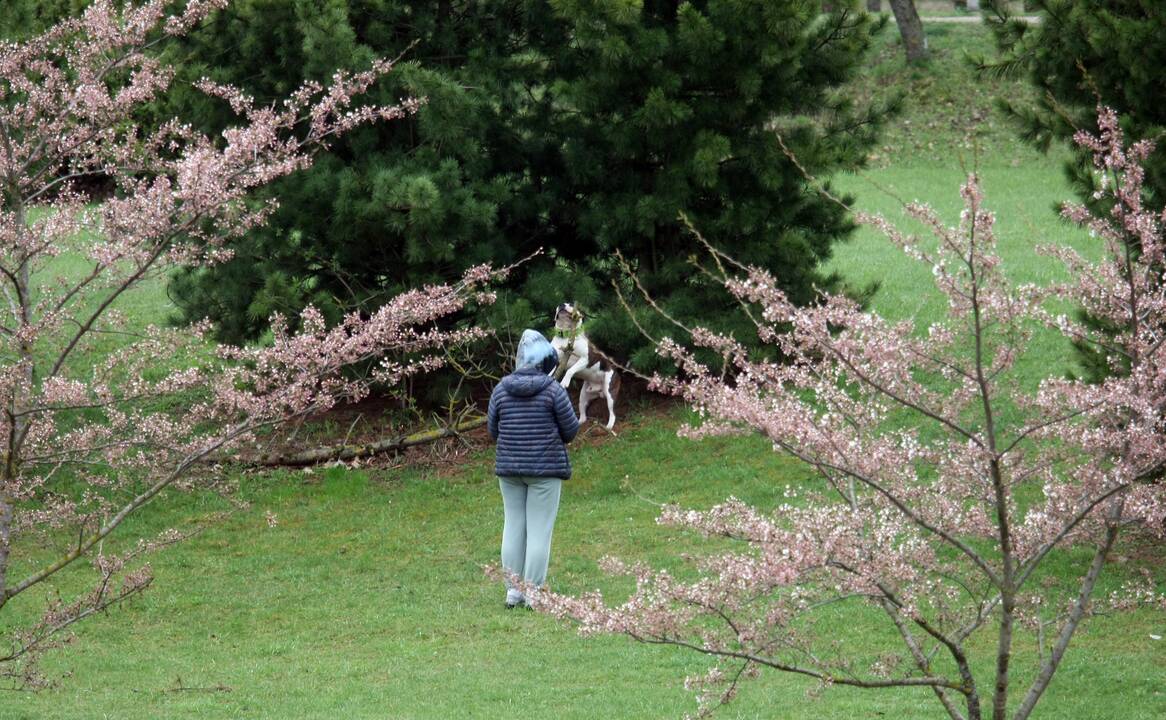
498;476;563;592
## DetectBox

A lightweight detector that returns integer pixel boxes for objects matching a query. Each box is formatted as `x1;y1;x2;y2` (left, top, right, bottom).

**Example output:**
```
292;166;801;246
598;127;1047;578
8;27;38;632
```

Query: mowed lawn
5;22;1166;720
5;159;1165;720
6;408;1166;720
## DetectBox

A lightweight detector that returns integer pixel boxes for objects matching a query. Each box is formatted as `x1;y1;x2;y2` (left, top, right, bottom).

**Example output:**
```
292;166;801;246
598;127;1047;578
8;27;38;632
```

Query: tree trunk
868;0;882;11
1011;499;1125;720
888;0;929;62
0;495;10;609
0;194;31;610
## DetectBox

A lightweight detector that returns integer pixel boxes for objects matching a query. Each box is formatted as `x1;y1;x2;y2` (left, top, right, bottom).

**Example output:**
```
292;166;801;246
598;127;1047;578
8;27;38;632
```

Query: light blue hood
515;328;559;375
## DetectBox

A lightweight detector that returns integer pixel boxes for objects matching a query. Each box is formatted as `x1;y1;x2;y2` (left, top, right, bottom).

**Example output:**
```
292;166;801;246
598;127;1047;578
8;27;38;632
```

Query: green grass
829;162;1094;387
836;19;1088;387
5;19;1166;720
856;21;1056;171
4;410;1163;720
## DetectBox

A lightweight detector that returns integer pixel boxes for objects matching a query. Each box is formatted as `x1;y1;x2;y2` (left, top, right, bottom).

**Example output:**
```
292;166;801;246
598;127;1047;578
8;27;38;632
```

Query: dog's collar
554;323;581;339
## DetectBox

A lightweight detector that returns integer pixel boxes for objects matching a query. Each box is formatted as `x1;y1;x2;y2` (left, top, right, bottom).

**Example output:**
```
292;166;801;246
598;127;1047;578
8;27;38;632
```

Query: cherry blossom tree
0;0;502;685
533;108;1166;720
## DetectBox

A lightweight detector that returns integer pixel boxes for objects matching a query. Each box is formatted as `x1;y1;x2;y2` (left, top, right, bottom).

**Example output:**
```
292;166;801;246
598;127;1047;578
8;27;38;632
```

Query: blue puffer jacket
488;332;580;479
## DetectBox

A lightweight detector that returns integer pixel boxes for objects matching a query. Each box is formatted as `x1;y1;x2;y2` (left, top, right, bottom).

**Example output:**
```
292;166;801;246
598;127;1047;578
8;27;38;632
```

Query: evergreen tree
163;0;538;344
519;0;890;367
0;0;89;38
8;1;889;376
167;0;888;370
980;1;1166;381
983;1;1166;209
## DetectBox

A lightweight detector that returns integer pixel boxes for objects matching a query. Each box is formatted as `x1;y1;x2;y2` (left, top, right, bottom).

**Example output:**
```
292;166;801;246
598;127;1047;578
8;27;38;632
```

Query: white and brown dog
550;303;620;430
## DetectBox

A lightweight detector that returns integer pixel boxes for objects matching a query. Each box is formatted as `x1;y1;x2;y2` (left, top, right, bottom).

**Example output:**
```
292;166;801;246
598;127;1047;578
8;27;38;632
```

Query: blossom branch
543;107;1165;719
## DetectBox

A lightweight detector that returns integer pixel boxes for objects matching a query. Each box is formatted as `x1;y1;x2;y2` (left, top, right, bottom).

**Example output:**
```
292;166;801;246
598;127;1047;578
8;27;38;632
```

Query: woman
487;329;580;608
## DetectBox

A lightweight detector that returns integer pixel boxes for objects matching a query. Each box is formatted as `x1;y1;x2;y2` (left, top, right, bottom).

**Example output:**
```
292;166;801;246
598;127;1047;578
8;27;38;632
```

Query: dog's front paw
559;378;570;388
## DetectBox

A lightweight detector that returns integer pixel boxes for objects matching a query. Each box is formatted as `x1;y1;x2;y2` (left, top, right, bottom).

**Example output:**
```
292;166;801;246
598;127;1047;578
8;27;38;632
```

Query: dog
549;303;621;430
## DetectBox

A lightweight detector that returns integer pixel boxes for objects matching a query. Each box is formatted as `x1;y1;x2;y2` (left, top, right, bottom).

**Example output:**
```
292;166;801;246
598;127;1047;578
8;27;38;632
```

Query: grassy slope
828;160;1093;390
6;413;1163;720
4;20;1165;720
831;21;1088;388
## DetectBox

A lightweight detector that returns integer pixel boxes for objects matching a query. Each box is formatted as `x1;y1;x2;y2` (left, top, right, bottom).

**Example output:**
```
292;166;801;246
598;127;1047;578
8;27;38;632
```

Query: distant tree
889;0;928;62
0;0;499;686
534;109;1166;720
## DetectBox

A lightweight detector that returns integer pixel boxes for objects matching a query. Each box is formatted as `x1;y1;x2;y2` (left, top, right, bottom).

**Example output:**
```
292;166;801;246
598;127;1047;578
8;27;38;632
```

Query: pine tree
980;1;1166;381
0;0;89;38
163;0;536;344
519;0;890;367
13;2;888;374
983;1;1166;208
163;0;889;370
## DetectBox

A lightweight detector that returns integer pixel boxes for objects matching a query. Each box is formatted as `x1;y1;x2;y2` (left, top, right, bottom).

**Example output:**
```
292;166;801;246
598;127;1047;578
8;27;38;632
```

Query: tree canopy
3;0;890;373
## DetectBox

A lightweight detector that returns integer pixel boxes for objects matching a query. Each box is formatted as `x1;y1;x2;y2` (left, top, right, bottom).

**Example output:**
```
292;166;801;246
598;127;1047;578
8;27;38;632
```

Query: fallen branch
239;416;488;467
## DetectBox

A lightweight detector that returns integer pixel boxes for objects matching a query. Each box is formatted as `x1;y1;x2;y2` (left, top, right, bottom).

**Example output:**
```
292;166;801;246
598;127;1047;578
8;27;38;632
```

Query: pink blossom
537;109;1166;720
0;1;504;684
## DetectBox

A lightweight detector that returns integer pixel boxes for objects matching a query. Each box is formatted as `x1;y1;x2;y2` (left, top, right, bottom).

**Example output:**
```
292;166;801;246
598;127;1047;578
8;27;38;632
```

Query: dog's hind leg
603;371;617;430
578;382;597;423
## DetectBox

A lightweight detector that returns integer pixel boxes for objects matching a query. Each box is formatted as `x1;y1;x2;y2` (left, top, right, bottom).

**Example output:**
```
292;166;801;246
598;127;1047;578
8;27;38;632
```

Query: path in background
921;15;1041;23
